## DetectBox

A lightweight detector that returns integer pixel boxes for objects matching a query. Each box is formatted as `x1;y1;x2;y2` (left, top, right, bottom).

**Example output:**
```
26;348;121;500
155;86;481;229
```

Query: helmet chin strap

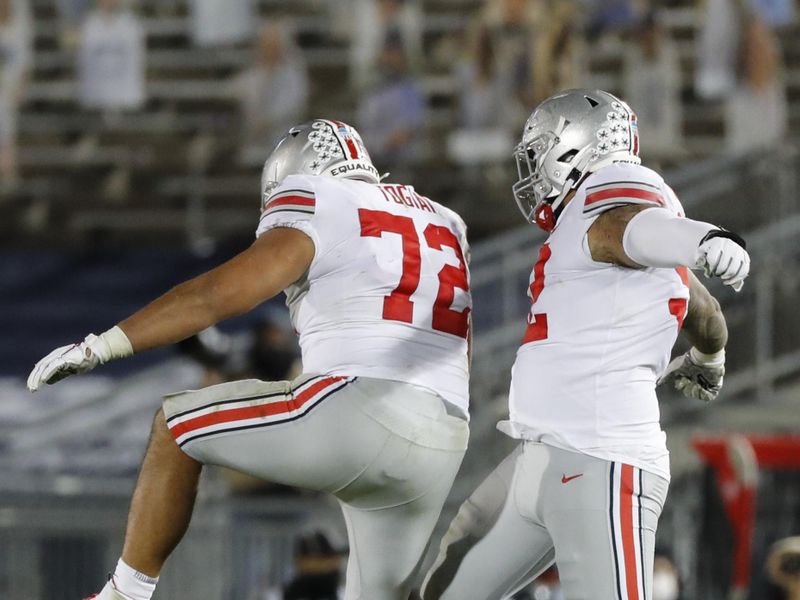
534;169;592;232
534;202;556;232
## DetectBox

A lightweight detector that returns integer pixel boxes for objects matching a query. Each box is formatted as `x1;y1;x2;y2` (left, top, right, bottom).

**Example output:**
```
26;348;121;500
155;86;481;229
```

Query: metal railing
0;489;346;600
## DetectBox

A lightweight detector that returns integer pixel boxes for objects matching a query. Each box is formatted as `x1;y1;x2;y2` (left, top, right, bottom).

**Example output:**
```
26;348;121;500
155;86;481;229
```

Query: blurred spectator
766;537;800;600
652;554;681;600
232;22;309;166
189;0;255;47
478;0;541;126
696;0;787;154
448;25;515;167
176;326;232;388
248;316;301;382
77;0;146;111
55;0;90;48
696;0;740;99
751;0;795;27
449;0;584;166
528;0;584;105
0;0;31;190
357;31;425;169
583;0;643;38
283;531;343;600
349;0;423;90
177;316;299;386
456;25;508;130
623;12;683;159
477;0;583;127
258;584;282;600
726;13;787;153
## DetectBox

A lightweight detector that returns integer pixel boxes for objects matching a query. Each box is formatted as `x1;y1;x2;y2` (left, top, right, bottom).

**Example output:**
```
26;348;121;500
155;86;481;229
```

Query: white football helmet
261;119;380;207
513;89;641;232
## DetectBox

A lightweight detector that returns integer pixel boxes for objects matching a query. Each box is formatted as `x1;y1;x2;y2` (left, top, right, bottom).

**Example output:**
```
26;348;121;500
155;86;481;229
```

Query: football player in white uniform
421;90;750;600
27;120;472;600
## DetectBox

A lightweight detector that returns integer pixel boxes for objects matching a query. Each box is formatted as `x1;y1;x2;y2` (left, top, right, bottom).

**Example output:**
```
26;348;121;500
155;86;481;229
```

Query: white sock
111;558;158;600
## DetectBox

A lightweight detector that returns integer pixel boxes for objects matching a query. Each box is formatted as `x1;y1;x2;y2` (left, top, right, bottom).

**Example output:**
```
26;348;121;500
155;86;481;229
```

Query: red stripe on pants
169;376;345;439
620;464;640;600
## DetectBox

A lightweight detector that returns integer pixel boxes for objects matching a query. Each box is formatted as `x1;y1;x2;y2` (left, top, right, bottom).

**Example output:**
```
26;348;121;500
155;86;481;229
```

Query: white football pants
163;374;469;600
422;442;669;600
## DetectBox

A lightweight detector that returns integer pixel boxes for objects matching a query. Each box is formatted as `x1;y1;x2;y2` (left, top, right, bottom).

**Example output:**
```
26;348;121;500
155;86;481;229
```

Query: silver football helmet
512;89;641;232
261;119;381;207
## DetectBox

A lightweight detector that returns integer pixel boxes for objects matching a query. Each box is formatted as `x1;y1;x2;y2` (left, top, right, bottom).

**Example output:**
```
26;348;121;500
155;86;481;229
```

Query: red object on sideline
692;435;800;597
693;435;800;470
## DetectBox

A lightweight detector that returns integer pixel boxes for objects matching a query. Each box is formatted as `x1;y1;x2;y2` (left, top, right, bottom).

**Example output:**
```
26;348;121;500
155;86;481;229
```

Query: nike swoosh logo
561;473;584;484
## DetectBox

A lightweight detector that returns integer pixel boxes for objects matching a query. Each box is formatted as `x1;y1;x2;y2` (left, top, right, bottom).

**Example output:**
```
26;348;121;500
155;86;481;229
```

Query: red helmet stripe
345;137;360;159
326;119;360;159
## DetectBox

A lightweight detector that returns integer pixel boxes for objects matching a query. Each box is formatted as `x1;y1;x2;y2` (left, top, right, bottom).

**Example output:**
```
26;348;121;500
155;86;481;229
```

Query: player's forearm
683;273;728;354
118;272;245;354
683;302;727;354
658;272;728;401
116;230;314;355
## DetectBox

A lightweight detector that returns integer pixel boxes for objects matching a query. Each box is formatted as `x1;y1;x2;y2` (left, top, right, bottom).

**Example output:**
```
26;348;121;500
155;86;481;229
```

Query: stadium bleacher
5;0;798;246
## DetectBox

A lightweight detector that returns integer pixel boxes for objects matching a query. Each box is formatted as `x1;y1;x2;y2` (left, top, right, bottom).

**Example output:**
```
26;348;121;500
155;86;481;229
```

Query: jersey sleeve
581;164;669;218
255;175;320;246
454;214;471;266
663;184;685;217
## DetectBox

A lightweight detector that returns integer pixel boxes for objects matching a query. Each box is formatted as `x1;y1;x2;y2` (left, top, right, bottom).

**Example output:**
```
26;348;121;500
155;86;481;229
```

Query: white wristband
88;326;134;364
689;346;725;366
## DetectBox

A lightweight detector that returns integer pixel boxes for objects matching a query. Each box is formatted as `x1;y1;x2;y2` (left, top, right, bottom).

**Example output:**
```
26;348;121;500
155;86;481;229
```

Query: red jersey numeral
523;243;552;343
359;209;420;323
669;298;688;330
358;209;470;338
669;266;689;330
424;224;471;338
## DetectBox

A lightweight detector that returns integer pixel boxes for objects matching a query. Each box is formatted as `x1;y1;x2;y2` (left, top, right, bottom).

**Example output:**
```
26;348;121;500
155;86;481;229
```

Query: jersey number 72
359;208;470;339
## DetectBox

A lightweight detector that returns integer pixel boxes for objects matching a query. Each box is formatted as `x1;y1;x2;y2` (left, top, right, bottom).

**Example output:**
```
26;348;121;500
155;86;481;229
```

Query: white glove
695;231;750;292
657;347;725;402
27;326;133;392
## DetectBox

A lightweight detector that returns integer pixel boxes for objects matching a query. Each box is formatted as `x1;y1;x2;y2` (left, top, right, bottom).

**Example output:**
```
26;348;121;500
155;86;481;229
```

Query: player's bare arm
27;227;314;391
659;271;729;402
120;227;314;353
587;204;750;291
683;270;728;354
586;203;650;268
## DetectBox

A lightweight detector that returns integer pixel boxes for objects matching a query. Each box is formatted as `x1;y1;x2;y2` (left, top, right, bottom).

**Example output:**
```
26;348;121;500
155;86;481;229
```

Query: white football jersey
502;163;690;480
256;174;471;416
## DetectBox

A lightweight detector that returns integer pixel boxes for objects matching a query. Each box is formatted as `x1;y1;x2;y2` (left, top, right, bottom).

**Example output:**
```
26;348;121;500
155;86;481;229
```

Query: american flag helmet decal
260;119;381;201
